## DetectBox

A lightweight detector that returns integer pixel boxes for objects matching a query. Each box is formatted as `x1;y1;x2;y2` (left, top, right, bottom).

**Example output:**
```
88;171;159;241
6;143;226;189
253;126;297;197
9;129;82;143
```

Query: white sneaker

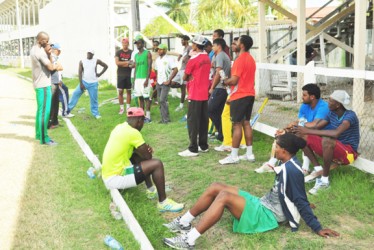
178;149;198;157
239;154;256;162
175;106;183;112
95;115;102;119
63;113;75;118
219;155;239;165
255;162;274;173
309;178;330;195
118;108;125;115
198;147;209;153
214;145;232;152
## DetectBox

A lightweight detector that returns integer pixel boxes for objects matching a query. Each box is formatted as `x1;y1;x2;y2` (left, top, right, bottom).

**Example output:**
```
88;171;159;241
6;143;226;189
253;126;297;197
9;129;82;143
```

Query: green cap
134;34;144;44
158;43;168;50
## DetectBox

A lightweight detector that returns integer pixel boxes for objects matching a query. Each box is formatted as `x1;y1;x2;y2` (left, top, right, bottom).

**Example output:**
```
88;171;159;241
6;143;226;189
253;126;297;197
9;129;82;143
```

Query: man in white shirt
154;44;178;124
68;50;108;119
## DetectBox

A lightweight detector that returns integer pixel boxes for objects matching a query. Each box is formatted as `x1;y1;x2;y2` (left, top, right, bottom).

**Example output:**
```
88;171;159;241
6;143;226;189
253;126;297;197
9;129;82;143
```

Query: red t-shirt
185;53;211;101
230;52;256;101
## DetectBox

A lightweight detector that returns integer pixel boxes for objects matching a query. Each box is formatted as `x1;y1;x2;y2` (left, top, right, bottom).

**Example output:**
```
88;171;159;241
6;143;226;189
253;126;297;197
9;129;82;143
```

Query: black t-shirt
115;49;132;77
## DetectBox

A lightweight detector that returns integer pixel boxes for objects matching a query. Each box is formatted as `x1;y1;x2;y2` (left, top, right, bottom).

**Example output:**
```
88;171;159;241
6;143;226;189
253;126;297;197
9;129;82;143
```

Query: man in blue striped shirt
293;90;360;195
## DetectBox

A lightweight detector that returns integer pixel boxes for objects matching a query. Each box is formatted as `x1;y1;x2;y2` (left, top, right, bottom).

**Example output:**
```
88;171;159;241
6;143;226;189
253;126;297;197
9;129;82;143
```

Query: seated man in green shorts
101;107;183;212
163;134;338;249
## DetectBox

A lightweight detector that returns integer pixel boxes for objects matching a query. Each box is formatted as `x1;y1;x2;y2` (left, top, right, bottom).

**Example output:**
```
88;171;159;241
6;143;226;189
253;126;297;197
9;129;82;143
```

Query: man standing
154;44;178;124
219;35;256;165
102;107;184;212
211;29;231;59
178;35;211;157
208;38;231;142
134;35;153;123
30;31;60;146
172;35;191;112
293;90;360;195
68;50;108;119
115;38;133;114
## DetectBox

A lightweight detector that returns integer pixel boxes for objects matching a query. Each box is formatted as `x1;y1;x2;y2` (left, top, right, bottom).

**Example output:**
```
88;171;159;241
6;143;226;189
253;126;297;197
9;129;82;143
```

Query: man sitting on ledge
101;107;184;212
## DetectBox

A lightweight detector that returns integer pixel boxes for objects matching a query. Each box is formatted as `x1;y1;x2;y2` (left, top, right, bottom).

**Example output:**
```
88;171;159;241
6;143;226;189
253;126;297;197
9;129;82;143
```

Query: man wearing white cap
68;50;108;119
293;90;360;195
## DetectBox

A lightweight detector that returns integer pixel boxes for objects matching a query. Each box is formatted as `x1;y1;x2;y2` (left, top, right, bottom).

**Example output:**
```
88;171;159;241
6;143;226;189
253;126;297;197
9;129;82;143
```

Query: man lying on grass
163;133;339;249
101;107;184;212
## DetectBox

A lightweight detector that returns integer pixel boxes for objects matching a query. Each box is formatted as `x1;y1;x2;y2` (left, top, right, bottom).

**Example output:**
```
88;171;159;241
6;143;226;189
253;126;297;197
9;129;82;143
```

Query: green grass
9;68;374;249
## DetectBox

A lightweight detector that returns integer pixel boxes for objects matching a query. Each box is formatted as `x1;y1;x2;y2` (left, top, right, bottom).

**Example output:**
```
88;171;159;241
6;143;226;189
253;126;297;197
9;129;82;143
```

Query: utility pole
131;0;140;32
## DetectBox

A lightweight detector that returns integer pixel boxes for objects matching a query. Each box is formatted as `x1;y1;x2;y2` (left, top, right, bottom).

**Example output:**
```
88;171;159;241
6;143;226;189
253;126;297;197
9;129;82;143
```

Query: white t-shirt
154;55;177;85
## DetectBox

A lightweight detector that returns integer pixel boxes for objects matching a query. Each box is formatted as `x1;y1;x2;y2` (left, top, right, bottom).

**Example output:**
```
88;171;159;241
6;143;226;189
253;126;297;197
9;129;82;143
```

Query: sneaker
219;155;239;165
175;106;184;112
305;169;323;183
146;189;158;199
144;117;152;123
309;178;330;195
163;216;192;233
180;115;187;122
63;113;75;118
163;234;194;250
158;198;184;212
255;163;274;173
239;154;256;162
198;147;209;153
95;115;102;119
44;140;58;146
214;145;232;152
118;108;125;115
178;149;198;157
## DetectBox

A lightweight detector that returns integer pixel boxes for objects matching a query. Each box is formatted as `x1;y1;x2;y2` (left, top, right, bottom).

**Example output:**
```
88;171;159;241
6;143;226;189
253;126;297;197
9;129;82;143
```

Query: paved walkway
0;70;35;249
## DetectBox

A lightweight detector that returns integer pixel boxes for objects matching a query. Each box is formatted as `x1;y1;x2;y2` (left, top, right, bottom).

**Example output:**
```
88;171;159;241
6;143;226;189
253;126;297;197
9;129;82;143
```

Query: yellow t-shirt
101;122;145;179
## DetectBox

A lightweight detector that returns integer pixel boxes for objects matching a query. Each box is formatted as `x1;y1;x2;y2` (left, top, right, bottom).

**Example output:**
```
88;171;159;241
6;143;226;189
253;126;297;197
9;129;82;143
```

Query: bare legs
232;120;253;148
140;159;167;202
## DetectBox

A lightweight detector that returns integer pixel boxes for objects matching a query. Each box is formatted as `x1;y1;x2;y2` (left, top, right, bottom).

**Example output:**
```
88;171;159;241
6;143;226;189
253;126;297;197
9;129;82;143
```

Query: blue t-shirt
298;99;329;123
209;50;214;61
324;110;360;151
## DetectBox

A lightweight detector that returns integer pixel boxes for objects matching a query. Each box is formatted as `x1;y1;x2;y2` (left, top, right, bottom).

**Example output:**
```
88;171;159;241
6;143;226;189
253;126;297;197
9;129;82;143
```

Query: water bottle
109;202;122;220
86;167;96;179
104;235;124;250
298;117;307;127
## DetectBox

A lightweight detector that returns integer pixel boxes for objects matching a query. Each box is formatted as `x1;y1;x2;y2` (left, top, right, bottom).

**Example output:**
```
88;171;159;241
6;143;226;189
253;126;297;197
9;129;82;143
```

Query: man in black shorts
219;35;257;165
115;38;133;114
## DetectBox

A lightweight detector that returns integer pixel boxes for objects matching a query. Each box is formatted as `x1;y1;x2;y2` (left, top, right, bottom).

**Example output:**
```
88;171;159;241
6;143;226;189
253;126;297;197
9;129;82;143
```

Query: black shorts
230;96;255;123
134;164;146;185
117;76;132;90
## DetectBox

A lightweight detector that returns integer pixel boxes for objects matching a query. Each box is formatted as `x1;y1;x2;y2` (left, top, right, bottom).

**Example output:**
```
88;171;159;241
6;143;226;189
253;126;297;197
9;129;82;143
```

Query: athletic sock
268;157;277;167
246;145;253;156
302;153;310;171
231;148;239;158
126;104;130;110
179;103;184;108
186;228;201;246
314;166;323;172
146;111;151;119
321;176;329;184
179;210;195;226
147;186;155;192
120;104;124;110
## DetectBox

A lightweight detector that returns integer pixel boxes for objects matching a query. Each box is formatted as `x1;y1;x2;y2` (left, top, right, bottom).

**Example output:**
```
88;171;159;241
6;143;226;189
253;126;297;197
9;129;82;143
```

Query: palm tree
155;0;191;24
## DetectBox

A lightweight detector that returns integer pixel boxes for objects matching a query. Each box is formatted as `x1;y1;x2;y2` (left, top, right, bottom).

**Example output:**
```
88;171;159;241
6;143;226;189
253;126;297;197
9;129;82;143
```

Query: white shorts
134;78;151;98
172;70;186;85
104;173;137;190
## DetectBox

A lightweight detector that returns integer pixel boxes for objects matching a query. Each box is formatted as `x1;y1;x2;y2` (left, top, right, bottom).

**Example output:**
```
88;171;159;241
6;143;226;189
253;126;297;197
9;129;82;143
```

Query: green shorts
232;190;279;234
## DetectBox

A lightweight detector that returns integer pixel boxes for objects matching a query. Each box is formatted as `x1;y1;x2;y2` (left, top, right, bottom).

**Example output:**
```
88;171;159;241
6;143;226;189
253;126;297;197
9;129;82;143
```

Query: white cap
330;90;351;110
87;49;95;54
191;35;207;46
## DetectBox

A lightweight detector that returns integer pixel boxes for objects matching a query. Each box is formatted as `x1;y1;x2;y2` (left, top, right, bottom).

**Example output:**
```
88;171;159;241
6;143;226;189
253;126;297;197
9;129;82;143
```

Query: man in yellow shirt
102;107;183;212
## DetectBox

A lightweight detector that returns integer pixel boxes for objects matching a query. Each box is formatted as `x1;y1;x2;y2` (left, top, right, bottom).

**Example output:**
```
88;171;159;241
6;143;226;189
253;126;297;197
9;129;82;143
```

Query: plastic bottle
104;235;124;250
86;167;96;179
109;202;122;220
298;117;307;127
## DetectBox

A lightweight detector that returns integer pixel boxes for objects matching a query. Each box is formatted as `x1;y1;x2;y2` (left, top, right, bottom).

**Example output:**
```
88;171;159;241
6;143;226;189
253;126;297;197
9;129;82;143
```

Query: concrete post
296;0;306;103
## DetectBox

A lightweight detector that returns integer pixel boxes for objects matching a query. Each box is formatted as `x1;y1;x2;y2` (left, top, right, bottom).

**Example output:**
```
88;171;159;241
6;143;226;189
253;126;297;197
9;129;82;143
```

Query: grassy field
8;67;374;249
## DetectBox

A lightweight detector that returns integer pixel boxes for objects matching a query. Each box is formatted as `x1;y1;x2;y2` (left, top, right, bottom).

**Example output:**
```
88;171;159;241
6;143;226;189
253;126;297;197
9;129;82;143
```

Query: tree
155;0;191;24
142;16;178;37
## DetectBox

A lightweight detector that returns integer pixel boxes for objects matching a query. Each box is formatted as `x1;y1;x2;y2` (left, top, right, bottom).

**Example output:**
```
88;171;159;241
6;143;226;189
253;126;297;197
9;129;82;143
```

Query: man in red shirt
219;35;256;165
178;35;211;157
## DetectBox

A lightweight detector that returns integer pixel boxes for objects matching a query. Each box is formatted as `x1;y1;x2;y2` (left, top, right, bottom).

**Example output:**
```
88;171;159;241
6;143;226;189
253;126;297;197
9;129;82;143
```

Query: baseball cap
51;43;61;50
191;35;207;46
87;49;95;54
122;38;129;43
158;43;168;50
134;34;144;44
330;90;351;110
127;107;145;117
